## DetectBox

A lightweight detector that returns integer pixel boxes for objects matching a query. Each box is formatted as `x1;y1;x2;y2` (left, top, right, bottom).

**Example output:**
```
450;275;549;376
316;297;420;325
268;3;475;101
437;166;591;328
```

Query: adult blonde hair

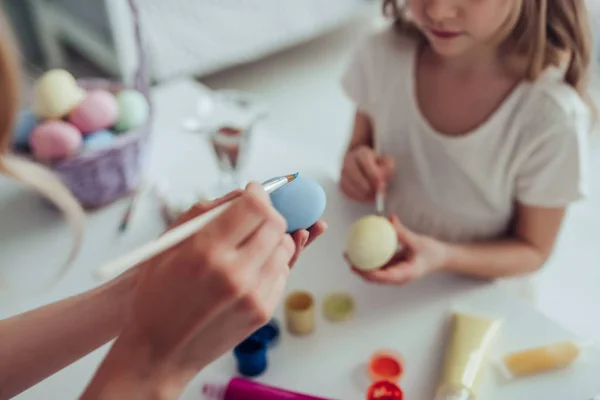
382;0;595;99
0;11;84;285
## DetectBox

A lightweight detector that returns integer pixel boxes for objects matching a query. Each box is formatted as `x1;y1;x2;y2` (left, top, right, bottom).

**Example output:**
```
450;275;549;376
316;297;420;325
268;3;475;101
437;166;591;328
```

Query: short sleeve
515;90;591;207
341;37;373;114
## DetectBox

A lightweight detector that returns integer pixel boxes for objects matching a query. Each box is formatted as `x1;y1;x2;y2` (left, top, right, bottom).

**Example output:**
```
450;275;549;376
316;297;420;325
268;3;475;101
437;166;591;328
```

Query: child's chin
429;40;473;58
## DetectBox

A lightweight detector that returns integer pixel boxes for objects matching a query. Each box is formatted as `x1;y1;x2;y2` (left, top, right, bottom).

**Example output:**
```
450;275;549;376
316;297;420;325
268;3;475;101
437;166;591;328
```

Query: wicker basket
26;0;152;209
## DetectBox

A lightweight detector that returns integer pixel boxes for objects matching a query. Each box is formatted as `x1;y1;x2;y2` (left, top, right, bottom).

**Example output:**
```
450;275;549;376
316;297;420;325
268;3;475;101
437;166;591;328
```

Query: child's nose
425;0;459;21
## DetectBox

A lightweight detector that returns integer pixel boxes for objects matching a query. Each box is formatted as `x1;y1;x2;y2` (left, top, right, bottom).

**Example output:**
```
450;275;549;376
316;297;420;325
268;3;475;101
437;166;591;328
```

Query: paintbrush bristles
285;172;299;183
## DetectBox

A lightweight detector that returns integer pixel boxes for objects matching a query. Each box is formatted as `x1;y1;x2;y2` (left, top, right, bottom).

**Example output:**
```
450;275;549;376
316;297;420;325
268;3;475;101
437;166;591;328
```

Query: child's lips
429;29;462;39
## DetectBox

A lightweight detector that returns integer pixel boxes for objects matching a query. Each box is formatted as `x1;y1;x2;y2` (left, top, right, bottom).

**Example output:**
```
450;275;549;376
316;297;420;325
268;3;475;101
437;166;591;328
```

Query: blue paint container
233;337;268;377
250;319;280;348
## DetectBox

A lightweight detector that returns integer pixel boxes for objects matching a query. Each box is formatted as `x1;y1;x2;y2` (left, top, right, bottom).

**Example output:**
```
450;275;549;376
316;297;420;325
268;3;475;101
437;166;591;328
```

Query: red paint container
366;380;404;400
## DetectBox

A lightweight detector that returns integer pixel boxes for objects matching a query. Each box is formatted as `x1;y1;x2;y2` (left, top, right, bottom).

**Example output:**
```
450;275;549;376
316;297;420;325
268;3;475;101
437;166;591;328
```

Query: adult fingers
197;235;292;339
237;216;288;269
261;235;295;278
248;235;295;320
305;220;327;247
289;230;309;267
260;269;288;320
201;182;284;248
287;220;327;267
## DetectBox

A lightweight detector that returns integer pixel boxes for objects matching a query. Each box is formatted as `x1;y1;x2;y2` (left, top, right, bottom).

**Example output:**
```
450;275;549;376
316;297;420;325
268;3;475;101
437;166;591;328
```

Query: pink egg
69;89;118;134
29;120;82;161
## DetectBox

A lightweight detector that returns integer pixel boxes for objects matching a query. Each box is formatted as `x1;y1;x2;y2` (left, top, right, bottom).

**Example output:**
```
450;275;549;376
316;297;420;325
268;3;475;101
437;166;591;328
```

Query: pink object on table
29;120;82;162
69;89;119;134
202;378;333;400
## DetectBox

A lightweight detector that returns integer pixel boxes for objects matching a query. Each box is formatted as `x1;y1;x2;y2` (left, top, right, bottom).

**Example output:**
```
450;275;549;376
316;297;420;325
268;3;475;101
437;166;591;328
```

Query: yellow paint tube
435;312;503;400
496;341;595;380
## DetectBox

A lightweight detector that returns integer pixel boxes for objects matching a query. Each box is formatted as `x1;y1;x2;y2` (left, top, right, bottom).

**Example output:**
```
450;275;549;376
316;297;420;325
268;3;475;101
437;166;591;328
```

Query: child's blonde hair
0;11;84;285
382;0;595;99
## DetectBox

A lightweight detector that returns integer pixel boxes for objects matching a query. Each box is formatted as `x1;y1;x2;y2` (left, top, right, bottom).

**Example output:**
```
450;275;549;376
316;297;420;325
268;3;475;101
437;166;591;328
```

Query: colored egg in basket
69;89;119;134
29;120;82;162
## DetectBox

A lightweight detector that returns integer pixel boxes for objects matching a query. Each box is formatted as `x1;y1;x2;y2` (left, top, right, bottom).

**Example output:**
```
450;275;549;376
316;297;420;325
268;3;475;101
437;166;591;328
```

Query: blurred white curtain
137;0;370;80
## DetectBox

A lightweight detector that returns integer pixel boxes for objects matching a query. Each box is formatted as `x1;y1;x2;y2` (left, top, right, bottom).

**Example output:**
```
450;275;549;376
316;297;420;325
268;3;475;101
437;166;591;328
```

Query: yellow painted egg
346;215;398;271
33;69;86;119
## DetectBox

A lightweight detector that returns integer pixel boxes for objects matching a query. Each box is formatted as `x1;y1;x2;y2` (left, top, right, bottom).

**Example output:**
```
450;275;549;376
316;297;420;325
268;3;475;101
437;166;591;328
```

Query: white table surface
2;79;599;400
180;174;600;400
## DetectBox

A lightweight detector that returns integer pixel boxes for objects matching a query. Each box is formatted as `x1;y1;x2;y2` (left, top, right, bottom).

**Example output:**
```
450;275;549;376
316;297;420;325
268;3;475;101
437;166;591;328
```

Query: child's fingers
378;155;396;184
340;178;372;202
346;249;417;285
342;158;372;194
350;266;400;285
356;151;385;191
390;215;417;247
357;263;416;284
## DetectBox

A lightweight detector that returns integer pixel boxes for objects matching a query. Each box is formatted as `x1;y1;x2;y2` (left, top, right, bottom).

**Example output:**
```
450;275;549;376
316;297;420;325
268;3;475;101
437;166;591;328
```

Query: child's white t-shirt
341;27;591;244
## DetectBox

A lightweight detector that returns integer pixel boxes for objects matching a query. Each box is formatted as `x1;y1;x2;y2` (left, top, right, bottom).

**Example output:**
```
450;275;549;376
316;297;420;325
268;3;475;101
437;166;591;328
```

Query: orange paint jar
368;350;404;383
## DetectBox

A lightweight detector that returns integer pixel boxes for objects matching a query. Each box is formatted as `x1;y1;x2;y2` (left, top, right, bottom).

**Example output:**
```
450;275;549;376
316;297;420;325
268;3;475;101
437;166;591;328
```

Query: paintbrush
94;173;298;281
118;184;147;232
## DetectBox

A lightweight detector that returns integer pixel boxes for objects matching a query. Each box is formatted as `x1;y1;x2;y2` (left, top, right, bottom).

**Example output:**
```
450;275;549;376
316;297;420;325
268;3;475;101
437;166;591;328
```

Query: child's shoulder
528;68;590;120
516;67;591;141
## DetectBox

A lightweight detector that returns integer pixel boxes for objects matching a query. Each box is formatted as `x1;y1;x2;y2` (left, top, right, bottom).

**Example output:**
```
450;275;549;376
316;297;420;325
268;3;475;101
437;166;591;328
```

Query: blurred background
3;0;387;160
4;1;599;79
5;0;377;89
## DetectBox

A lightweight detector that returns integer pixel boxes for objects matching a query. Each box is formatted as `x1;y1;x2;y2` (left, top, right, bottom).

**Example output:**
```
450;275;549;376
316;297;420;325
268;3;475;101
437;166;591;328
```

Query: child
340;0;594;292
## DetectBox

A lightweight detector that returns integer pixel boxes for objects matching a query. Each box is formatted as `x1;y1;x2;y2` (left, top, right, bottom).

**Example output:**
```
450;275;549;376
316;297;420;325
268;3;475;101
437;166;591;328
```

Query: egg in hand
346;215;399;271
269;176;326;233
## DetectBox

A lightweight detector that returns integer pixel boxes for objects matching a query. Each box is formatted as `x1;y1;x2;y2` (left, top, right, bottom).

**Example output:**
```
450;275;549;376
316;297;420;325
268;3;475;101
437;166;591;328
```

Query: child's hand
349;215;448;285
340;145;395;203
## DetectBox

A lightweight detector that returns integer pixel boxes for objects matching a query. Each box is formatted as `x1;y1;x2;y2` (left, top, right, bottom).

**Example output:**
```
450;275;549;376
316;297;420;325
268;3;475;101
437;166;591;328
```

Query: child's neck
425;44;507;77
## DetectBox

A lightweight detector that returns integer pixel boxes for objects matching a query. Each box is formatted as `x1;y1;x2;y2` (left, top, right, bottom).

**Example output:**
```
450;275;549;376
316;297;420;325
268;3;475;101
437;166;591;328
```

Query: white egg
346;215;399;271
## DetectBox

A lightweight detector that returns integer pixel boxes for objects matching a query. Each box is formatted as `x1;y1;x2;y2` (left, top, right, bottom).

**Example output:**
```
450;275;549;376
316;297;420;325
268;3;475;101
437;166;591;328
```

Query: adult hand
287;220;327;267
340;145;395;203
177;191;327;268
82;182;319;400
350;215;448;285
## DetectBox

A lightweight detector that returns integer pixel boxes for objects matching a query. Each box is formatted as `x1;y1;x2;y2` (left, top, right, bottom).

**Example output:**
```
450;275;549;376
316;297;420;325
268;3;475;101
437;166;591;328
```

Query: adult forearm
441;237;546;279
0;271;138;399
80;328;193;400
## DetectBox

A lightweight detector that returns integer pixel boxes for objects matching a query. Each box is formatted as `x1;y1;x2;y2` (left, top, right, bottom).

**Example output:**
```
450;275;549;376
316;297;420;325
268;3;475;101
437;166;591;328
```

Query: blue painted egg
13;110;38;150
269;176;326;233
83;129;115;151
